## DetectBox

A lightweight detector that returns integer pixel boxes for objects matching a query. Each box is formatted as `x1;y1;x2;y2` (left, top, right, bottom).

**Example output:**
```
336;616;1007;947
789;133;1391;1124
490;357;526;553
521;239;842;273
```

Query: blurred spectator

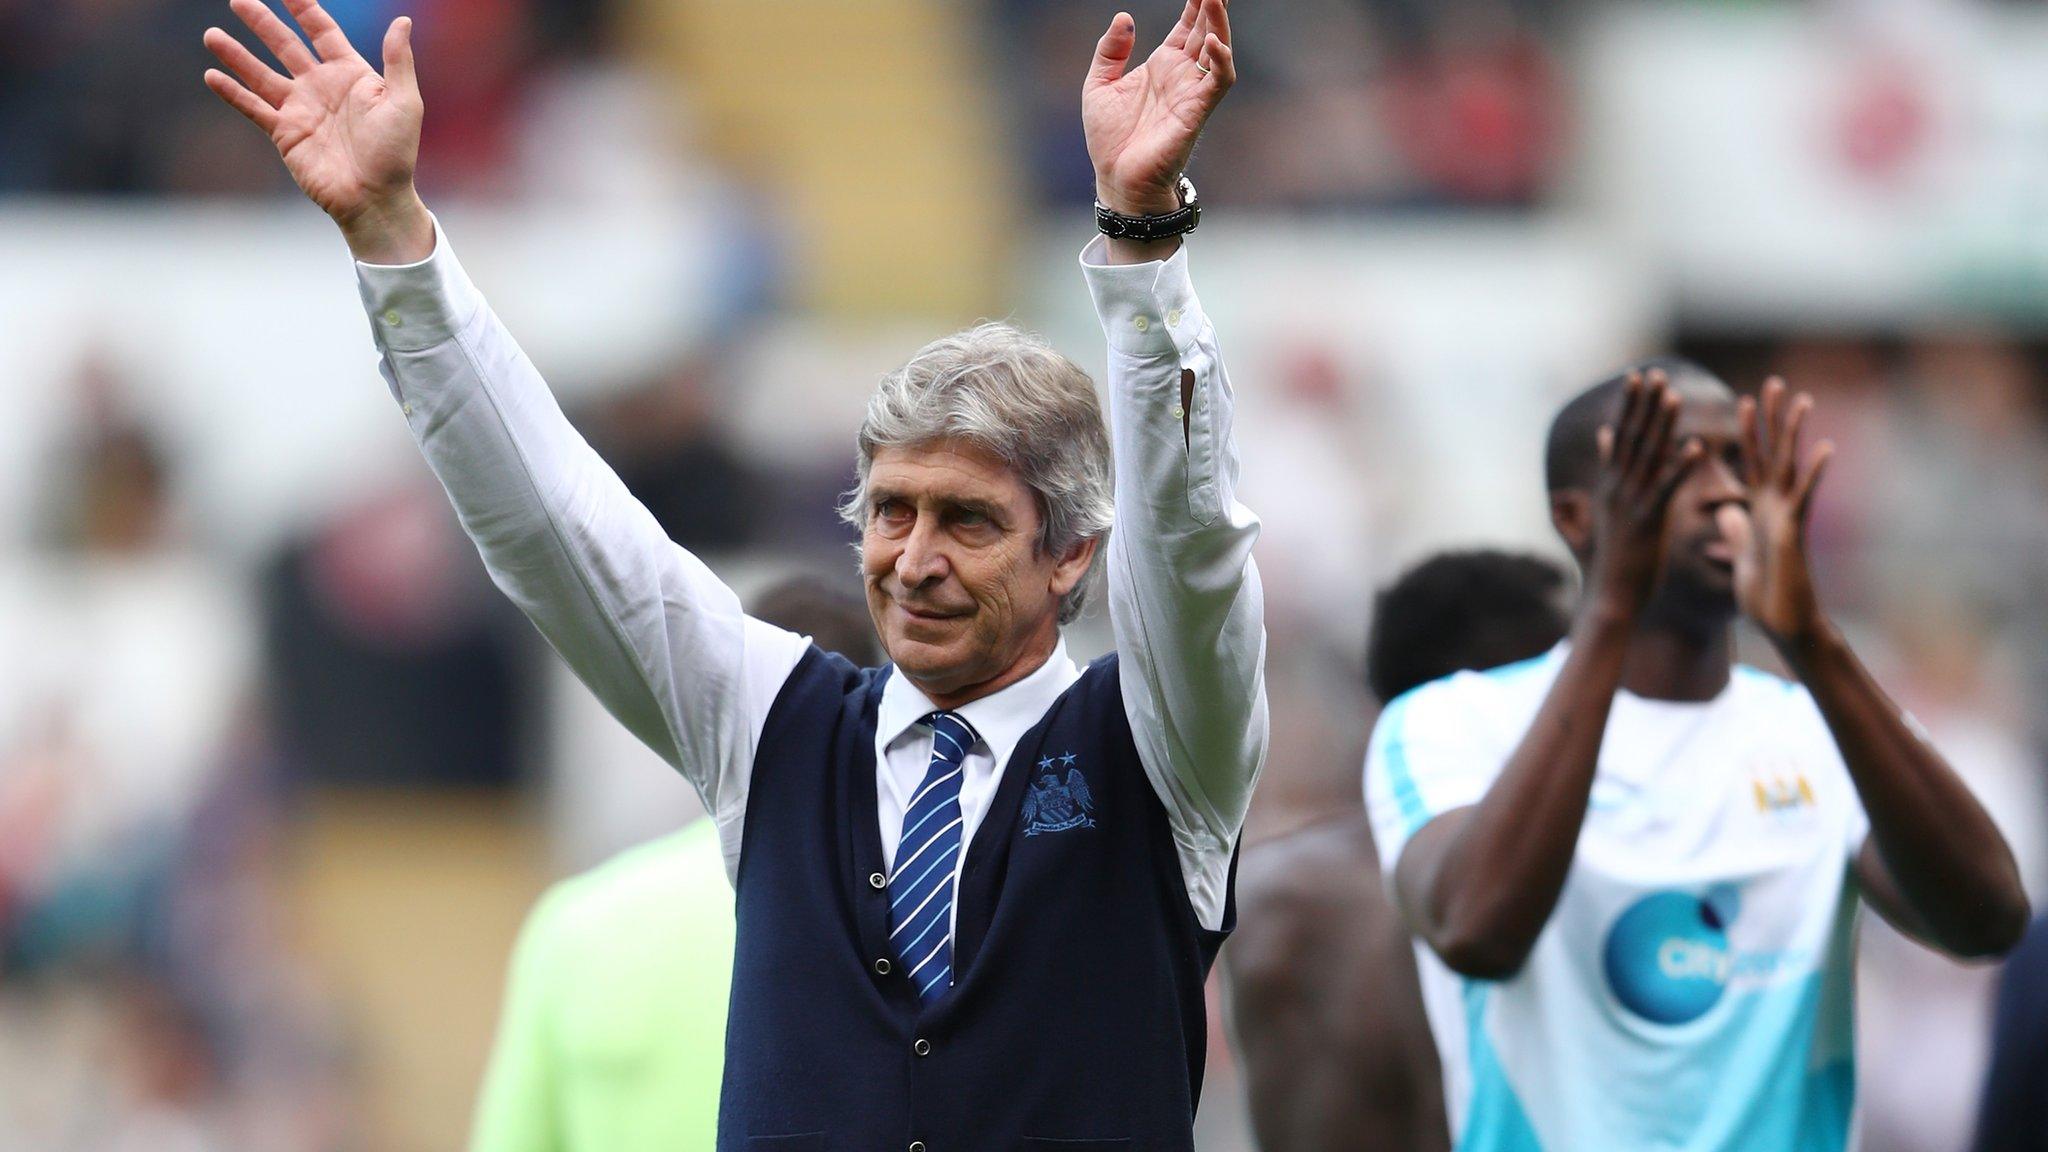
0;0;612;196
262;478;533;789
995;0;1569;208
1856;599;2048;1152
575;344;765;556
1;357;349;1150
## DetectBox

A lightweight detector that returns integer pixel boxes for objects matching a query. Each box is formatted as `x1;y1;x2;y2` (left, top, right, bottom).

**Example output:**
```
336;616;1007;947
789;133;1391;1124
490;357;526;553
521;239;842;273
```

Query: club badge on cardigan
1023;753;1097;836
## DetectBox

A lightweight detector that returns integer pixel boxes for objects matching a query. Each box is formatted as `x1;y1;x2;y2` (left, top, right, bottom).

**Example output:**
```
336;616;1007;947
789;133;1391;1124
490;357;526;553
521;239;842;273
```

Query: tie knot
923;711;978;765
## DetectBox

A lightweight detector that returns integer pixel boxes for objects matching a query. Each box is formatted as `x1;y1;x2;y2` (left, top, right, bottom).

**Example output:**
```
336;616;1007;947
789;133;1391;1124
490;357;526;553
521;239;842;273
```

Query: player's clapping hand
1717;378;1834;648
202;0;433;264
1587;370;1704;617
1083;0;1235;218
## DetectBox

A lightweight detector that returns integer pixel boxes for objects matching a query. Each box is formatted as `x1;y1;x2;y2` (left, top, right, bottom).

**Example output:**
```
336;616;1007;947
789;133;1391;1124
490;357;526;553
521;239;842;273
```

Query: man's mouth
1700;539;1736;568
897;601;968;622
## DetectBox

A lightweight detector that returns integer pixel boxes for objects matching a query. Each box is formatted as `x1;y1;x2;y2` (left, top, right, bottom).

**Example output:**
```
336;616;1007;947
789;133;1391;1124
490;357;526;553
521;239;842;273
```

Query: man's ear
1049;535;1101;600
1550;490;1595;562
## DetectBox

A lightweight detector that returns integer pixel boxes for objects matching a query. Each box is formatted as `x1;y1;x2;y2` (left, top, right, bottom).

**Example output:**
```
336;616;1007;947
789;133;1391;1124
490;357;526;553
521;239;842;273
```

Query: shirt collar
877;638;1082;769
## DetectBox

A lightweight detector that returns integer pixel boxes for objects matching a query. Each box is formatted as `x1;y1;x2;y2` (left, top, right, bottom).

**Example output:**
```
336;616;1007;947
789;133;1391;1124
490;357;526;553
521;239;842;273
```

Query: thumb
383;16;418;98
1089;12;1136;86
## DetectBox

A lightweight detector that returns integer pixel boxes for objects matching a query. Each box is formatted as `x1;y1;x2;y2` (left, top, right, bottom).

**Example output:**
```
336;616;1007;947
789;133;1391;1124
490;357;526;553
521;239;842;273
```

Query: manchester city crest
1023;753;1096;836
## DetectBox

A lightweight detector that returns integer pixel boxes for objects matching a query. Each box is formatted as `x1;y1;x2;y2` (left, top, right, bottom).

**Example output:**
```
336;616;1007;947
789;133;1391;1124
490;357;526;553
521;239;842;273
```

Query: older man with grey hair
204;0;1263;1146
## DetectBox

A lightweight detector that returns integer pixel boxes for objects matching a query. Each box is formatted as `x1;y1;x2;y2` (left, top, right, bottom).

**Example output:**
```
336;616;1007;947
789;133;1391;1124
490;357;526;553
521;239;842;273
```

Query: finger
1164;0;1200;51
1597;425;1616;468
1756;376;1786;467
203;68;281;133
1201;34;1235;86
1088;12;1136;87
204;27;292;108
229;0;317;75
1206;0;1232;50
1776;392;1813;489
1791;440;1835;521
1653;438;1706;506
1634;389;1681;486
1183;0;1212;61
280;0;361;63
1621;369;1668;477
1610;371;1646;475
1735;395;1761;486
382;16;418;97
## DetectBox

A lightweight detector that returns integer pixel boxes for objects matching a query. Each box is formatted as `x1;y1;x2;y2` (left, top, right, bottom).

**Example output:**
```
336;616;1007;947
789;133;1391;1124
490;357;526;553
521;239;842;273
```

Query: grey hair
837;321;1114;624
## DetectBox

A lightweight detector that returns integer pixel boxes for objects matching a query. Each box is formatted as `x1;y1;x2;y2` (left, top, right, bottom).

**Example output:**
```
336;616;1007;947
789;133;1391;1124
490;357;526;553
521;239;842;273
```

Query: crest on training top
1023;753;1096;836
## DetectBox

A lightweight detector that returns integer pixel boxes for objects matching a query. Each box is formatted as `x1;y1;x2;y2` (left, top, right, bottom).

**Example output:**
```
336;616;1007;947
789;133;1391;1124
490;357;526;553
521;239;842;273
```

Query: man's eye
874;499;910;522
955;509;989;528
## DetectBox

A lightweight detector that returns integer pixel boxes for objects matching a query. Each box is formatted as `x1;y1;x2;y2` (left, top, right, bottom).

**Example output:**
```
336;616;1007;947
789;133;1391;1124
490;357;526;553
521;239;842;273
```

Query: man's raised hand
203;0;433;264
1083;0;1235;220
1718;378;1834;648
1586;370;1703;618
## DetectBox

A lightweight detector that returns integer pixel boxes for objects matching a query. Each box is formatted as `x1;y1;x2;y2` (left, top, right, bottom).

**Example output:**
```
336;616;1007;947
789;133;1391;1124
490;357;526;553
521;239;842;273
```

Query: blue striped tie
889;711;977;1005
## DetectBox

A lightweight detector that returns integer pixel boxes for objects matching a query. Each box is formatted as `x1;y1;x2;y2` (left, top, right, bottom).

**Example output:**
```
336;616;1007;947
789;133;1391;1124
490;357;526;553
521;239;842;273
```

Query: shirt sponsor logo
1602;887;1743;1024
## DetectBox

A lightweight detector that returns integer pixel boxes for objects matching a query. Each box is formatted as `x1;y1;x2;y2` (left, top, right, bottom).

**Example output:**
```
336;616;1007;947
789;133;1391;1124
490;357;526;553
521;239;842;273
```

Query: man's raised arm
201;0;807;851
1079;1;1267;930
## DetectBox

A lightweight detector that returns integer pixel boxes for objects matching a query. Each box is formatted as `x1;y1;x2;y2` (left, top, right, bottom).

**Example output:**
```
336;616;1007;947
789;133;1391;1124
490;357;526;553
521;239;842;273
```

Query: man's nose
895;517;950;587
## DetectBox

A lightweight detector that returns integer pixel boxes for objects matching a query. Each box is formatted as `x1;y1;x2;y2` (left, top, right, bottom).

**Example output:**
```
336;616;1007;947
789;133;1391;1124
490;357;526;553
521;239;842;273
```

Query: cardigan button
869;872;887;889
875;958;892;976
913;1037;932;1057
910;1143;927;1152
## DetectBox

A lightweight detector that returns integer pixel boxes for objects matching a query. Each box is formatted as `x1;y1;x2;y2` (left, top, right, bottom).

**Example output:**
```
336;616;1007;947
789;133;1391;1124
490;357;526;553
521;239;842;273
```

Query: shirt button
1132;315;1150;332
1167;308;1183;327
913;1038;932;1057
1171;405;1185;422
402;402;415;417
875;957;892;976
383;309;403;326
869;872;886;889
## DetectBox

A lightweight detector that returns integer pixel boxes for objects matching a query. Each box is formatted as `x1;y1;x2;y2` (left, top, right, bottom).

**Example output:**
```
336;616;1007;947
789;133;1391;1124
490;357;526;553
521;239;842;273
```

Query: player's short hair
1544;356;1721;495
838;322;1114;624
749;573;883;667
1365;549;1573;703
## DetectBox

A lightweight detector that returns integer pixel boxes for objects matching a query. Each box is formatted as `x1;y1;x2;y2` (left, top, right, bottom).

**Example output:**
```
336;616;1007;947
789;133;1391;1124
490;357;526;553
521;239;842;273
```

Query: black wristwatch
1095;175;1200;242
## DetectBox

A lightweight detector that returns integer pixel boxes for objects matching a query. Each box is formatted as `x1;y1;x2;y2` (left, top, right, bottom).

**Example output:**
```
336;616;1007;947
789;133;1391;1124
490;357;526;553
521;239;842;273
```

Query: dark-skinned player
1364;363;2029;1152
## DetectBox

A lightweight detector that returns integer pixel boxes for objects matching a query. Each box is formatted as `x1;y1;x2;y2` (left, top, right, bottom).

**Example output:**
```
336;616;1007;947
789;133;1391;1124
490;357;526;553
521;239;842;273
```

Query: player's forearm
1417;607;1632;977
1782;620;2029;956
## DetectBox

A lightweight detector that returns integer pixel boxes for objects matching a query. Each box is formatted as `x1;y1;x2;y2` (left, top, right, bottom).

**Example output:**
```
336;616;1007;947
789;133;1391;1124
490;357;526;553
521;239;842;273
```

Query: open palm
203;0;421;224
1717;377;1835;645
1083;0;1235;214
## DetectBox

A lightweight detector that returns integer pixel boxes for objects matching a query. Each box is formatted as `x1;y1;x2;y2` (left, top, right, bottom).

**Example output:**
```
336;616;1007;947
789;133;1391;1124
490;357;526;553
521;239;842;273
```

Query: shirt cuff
1079;236;1207;358
353;215;484;354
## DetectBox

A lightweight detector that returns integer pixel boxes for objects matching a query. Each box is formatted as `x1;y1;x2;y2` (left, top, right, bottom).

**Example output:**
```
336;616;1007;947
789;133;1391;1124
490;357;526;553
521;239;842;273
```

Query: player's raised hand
1083;0;1235;218
1717;377;1834;647
202;0;432;263
1586;370;1704;616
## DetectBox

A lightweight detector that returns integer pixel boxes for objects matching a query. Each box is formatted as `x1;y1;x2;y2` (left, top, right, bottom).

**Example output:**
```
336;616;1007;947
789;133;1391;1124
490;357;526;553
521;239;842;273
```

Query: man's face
1648;379;1748;619
860;438;1091;704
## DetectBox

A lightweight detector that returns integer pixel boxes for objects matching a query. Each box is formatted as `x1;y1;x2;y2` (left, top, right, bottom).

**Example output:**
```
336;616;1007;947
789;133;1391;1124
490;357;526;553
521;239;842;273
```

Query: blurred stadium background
6;0;2048;1148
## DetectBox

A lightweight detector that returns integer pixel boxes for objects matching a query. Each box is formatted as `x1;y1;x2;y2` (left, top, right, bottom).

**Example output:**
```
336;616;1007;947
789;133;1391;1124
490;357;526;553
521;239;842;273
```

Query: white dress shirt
353;224;1267;930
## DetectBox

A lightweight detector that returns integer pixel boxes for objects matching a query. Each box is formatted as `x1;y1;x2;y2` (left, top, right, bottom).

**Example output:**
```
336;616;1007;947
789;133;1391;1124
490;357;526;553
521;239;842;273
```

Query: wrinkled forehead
866;438;1033;504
